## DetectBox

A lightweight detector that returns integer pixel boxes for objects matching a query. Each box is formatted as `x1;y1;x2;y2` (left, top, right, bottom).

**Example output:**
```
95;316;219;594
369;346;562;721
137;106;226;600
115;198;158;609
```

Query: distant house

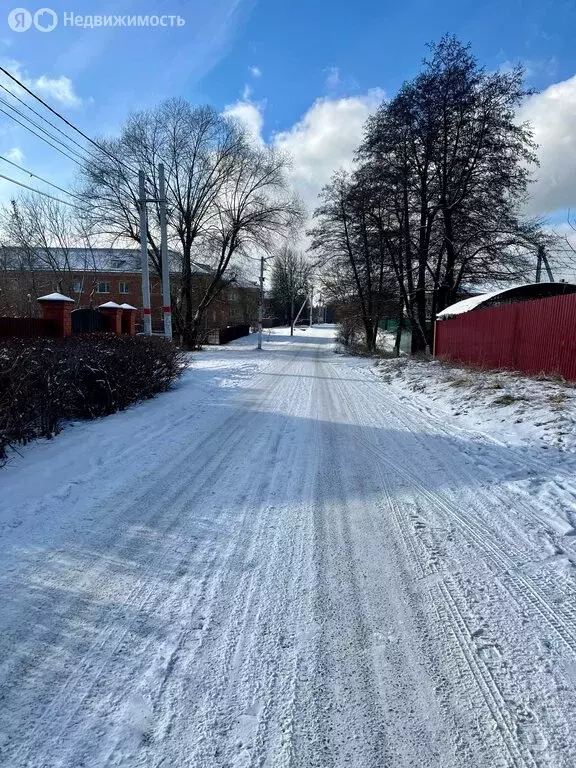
0;246;259;336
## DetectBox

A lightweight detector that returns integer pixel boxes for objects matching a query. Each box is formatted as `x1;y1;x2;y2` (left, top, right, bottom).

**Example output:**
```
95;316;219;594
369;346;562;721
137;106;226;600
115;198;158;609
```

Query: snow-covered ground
1;325;576;767
376;355;576;454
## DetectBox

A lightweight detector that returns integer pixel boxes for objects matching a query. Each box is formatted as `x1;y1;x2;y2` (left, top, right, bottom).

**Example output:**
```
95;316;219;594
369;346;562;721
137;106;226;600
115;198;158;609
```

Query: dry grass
447;375;471;388
491;393;526;406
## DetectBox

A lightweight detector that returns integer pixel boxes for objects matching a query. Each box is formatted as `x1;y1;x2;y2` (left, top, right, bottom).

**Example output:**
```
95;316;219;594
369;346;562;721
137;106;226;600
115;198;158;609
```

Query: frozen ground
1;325;576;767
376;354;576;454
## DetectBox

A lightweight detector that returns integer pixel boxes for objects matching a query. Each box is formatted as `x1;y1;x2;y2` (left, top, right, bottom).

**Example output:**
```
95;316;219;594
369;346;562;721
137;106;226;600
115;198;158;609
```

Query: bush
0;335;185;464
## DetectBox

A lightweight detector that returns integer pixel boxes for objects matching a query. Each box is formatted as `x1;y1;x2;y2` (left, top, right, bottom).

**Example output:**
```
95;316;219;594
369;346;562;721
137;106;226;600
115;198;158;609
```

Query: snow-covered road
2;326;576;767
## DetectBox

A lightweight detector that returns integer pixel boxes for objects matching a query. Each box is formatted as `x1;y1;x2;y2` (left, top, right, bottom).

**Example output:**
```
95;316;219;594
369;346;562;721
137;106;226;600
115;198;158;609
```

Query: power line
0;106;85;166
0;155;137;218
0;66;139;176
0;172;82;210
0;154;83;201
0;82;103;166
0;109;82;167
0;96;92;165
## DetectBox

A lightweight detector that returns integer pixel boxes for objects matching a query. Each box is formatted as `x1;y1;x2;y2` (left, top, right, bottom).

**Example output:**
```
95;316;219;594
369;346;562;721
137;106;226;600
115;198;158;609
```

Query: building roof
0;246;211;276
437;282;576;319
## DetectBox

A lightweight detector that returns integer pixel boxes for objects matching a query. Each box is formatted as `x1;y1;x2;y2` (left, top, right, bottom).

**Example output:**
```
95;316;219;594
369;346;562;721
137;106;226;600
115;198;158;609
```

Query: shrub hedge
0;335;185;464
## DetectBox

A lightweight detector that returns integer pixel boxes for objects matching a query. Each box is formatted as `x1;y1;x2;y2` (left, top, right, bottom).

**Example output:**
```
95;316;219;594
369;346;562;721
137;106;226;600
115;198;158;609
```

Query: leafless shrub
0;336;185;464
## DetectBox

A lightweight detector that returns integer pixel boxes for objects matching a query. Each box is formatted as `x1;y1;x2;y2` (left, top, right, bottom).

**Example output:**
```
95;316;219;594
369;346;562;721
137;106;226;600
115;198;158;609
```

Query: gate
71;307;106;334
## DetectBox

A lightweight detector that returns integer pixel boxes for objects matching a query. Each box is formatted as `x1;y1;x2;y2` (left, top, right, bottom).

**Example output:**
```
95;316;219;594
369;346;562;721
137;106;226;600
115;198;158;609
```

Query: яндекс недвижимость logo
7;8;185;30
8;7;58;32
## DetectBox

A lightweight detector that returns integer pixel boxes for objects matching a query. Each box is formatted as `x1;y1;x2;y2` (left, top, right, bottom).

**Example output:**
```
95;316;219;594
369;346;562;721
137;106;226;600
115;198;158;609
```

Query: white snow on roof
437;291;502;318
437;282;576;319
37;292;75;303
120;303;137;310
98;301;122;309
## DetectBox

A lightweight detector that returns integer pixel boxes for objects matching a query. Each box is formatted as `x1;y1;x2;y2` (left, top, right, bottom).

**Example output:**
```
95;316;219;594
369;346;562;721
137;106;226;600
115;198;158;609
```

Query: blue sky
1;0;576;249
3;0;569;130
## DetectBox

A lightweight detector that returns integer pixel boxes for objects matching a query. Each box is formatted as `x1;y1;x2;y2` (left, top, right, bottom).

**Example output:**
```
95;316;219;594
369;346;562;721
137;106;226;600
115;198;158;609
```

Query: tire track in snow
140;347;322;768
8;412;269;766
2;347;307;768
335;360;576;660
324;356;562;768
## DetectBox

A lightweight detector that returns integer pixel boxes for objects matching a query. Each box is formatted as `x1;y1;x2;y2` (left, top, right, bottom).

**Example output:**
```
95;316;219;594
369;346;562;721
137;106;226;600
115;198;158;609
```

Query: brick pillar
98;302;123;334
120;304;137;335
37;292;75;337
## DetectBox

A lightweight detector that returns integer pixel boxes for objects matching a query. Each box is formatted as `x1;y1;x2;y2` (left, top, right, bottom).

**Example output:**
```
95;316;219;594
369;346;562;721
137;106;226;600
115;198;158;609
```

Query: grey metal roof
0;246;210;275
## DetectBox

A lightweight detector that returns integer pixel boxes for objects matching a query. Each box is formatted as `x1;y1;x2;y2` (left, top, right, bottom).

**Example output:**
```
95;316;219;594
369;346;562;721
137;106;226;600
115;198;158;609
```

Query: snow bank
375;357;576;453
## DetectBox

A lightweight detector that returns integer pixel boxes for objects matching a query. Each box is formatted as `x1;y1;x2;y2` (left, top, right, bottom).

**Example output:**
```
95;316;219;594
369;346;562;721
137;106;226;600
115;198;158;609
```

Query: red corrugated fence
434;293;576;381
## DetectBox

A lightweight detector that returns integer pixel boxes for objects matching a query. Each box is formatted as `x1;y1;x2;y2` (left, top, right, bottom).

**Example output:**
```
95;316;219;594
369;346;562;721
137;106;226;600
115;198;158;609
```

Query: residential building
0;246;259;336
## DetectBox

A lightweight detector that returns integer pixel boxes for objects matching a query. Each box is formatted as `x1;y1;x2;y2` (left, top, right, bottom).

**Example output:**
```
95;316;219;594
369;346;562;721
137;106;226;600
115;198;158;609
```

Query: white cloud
241;83;253;101
5;147;24;164
34;75;82;108
223;89;384;212
249;66;262;78
273;89;384;210
500;57;558;80
223;99;264;145
519;74;576;215
225;70;576;227
0;58;83;108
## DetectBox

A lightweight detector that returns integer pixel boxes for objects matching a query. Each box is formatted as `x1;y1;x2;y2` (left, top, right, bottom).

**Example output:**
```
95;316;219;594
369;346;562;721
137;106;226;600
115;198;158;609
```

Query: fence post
98;301;123;334
37;292;75;337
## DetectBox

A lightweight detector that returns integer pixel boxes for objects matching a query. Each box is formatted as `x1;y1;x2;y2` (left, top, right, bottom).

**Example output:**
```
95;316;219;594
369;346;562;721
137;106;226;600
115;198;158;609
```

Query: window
73;280;82;293
118;281;130;295
95;281;110;294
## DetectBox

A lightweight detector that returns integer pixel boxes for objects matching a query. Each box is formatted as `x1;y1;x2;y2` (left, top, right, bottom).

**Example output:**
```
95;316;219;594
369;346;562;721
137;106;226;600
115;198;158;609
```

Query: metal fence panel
435;294;576;381
0;317;57;339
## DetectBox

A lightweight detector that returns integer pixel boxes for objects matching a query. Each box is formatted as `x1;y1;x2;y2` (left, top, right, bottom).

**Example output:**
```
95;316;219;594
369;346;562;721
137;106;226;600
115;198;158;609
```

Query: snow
436;282;576;318
1;325;576;766
120;303;137;311
98;301;123;309
436;289;503;317
37;292;75;302
376;355;576;454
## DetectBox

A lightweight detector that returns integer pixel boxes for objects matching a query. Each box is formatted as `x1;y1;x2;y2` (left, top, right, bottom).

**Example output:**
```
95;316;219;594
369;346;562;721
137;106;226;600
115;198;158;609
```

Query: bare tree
317;36;544;354
309;171;396;352
0;194;92;312
78;98;300;347
270;246;312;334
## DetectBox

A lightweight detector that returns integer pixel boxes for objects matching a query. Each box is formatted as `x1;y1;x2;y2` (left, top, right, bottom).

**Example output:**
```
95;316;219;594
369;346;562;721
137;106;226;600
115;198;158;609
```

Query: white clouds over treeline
225;72;576;221
519;74;576;216
224;89;383;211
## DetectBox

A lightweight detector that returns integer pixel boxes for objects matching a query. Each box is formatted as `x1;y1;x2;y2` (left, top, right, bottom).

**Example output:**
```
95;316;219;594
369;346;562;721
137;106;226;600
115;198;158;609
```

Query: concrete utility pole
158;163;172;341
293;295;309;327
536;245;554;283
138;170;152;335
257;254;265;351
309;285;313;327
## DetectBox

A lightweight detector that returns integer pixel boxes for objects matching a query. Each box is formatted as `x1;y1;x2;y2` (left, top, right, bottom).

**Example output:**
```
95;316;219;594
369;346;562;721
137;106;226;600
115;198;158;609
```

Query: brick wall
0;269;259;334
